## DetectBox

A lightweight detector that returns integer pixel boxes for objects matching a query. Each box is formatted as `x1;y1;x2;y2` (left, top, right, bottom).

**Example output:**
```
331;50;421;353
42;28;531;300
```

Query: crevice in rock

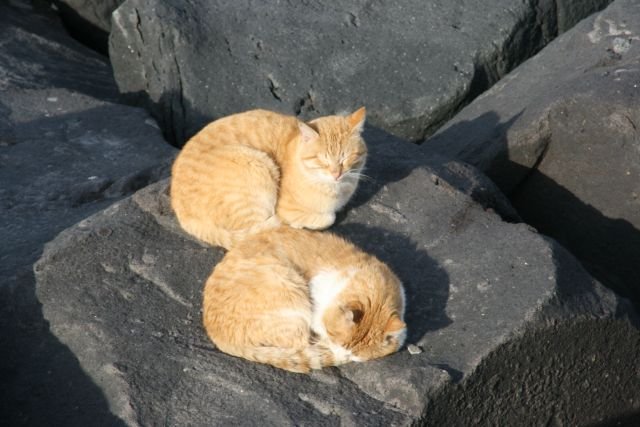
418;0;611;143
51;0;111;56
134;8;145;45
70;162;172;208
171;55;187;143
507;121;553;199
507;102;640;312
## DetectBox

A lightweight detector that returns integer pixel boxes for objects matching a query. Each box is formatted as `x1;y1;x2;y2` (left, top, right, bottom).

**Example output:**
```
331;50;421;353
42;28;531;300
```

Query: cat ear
341;301;364;325
384;317;407;346
347;106;366;133
385;317;406;333
298;122;319;143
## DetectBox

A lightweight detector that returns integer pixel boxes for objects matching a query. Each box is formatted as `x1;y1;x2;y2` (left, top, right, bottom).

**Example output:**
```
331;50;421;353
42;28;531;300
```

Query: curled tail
232;343;337;373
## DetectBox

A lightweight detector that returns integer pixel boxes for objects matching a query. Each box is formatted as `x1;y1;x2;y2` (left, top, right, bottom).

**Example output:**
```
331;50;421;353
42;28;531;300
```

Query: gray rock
423;0;640;310
0;1;175;425
35;127;639;425
108;0;612;144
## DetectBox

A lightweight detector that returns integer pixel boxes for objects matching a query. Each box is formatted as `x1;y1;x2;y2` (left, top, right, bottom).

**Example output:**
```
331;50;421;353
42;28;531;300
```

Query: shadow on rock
343;124;520;225
428;109;640;312
333;223;451;344
0;103;173;425
514;169;640;313
0;268;126;427
424;110;524;192
117;90;229;147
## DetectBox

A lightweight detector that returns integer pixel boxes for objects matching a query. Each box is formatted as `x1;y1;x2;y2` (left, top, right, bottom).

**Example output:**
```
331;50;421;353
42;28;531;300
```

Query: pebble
407;344;423;355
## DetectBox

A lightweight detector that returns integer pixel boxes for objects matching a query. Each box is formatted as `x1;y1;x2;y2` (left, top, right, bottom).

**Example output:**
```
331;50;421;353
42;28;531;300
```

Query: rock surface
424;0;640;310
108;0;613;144
35;127;639;425
0;2;175;425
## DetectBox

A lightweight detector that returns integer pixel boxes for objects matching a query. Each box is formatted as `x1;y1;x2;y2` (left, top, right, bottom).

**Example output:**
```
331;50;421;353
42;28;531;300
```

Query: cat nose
330;166;342;180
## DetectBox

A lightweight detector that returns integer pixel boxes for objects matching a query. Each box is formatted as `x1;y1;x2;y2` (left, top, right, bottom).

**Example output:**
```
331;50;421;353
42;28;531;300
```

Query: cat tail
241;344;336;374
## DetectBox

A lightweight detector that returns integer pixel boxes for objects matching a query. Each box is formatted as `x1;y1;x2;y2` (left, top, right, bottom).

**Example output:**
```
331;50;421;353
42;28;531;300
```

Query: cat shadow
341;124;519;226
332;223;452;344
343;125;429;212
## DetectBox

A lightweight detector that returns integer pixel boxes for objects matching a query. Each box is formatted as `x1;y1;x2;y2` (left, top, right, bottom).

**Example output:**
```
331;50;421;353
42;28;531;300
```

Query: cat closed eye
345;158;364;168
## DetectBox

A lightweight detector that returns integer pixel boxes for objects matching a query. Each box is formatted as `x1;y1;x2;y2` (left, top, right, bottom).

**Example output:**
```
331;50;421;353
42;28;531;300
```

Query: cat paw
285;212;336;230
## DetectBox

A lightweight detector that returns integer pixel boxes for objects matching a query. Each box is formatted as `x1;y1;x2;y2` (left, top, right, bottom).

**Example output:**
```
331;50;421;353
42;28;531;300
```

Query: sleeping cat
202;227;407;373
170;108;367;249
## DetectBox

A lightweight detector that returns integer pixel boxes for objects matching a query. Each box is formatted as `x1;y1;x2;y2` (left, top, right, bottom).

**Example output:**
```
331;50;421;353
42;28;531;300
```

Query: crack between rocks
507;112;553;199
418;0;565;143
172;55;187;143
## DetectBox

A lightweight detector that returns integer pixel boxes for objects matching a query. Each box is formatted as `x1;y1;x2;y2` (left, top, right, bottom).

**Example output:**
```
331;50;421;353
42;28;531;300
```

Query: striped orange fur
202;227;407;373
170;108;367;249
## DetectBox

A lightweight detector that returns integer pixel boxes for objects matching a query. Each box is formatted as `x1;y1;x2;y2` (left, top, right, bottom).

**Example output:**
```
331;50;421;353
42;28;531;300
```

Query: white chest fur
335;176;359;210
309;269;348;337
308;269;357;362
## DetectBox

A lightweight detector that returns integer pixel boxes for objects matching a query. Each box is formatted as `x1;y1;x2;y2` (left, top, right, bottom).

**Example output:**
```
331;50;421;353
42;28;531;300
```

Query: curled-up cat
170;108;367;249
202;227;407;373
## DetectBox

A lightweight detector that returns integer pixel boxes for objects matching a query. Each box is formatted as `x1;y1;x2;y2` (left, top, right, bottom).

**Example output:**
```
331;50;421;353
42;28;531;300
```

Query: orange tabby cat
202;227;407;373
170;108;367;249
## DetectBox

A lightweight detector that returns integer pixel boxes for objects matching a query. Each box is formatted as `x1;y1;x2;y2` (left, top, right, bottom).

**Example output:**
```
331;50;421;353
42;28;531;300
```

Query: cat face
297;107;368;183
322;265;407;362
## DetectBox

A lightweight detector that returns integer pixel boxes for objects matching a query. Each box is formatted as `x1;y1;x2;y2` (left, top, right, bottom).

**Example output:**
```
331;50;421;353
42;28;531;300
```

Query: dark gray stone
423;0;640;310
108;0;612;145
0;1;175;425
35;127;639;425
1;0;117;100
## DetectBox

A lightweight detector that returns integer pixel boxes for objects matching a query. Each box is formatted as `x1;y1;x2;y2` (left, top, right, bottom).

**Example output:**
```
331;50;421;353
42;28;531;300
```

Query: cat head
296;107;367;183
323;263;407;362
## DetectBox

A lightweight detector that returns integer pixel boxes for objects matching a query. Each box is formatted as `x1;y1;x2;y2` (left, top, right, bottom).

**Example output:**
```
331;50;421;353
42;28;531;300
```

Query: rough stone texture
0;2;175;425
424;319;640;426
54;0;124;54
35;127;639;425
108;0;613;145
423;0;640;310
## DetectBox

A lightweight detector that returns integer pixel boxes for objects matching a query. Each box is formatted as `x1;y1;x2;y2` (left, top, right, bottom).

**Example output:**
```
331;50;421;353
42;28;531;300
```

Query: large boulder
108;0;613;144
0;1;175;425
35;127;639;425
423;0;640;310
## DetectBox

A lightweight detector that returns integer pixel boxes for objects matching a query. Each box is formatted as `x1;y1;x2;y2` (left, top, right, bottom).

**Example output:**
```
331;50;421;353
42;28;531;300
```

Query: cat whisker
345;171;375;183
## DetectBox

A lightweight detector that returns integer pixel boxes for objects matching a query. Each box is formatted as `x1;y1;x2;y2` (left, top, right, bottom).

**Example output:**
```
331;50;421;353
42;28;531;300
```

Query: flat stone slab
35;127;639;425
423;0;640;310
108;0;612;144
